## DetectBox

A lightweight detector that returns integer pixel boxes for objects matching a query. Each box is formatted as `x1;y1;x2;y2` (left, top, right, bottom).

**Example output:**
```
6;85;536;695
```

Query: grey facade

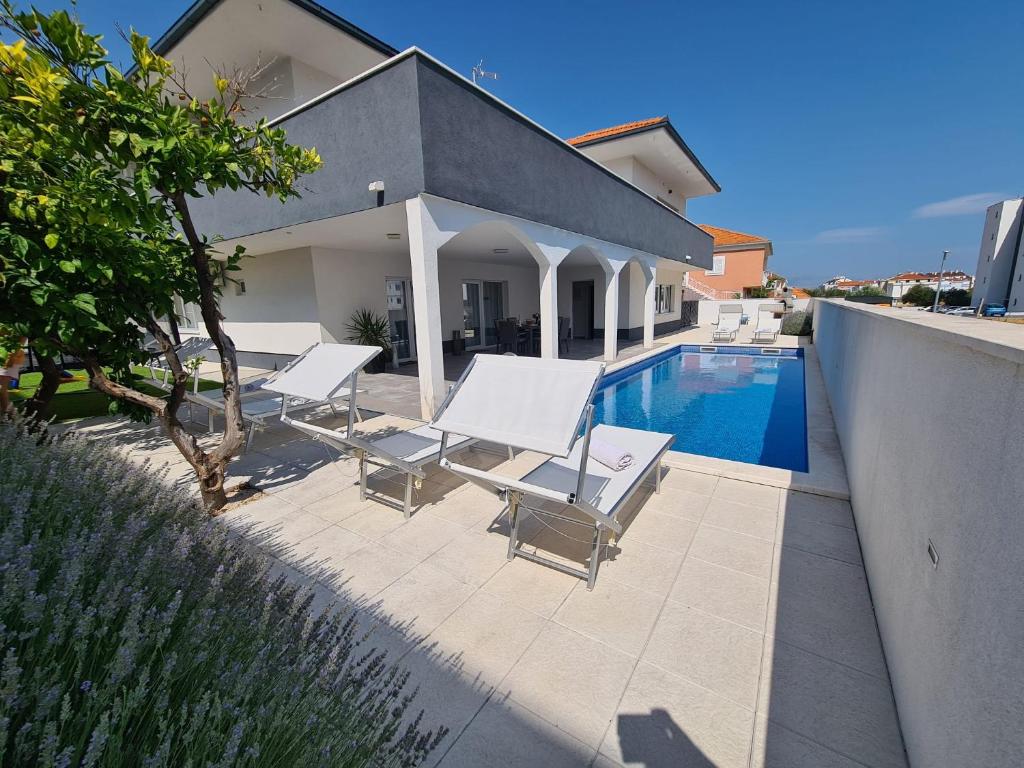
191;52;713;268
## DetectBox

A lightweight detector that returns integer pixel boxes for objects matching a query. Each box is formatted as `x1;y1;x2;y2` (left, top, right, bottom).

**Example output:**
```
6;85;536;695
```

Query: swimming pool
593;345;808;472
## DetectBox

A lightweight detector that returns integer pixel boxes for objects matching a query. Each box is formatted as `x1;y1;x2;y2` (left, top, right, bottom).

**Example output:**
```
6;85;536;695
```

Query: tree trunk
23;351;61;422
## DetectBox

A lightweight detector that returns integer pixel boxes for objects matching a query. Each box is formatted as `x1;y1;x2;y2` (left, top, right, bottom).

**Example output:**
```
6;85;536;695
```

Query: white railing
684;274;739;301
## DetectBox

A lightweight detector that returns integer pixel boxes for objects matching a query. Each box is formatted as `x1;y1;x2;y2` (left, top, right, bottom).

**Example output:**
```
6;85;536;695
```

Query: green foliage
901;284;936;306
346;309;393;356
804;287;848;298
847;285;885;297
745;286;773;298
0;422;443;766
0;2;320;387
941;288;972;307
781;310;812;336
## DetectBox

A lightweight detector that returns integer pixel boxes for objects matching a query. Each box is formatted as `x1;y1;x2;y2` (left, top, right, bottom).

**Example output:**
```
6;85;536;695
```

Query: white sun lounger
751;302;785;344
148;336;213;387
185;365;364;452
266;342;475;517
711;304;743;343
432;355;674;589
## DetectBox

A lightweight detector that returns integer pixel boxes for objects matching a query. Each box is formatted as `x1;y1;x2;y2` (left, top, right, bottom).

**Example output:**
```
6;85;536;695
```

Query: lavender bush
0;422;443;766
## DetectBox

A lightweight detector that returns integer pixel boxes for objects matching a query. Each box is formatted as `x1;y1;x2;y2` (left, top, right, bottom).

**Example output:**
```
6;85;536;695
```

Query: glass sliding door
463;280;506;349
482;281;505;347
462;281;483;348
385;278;416;363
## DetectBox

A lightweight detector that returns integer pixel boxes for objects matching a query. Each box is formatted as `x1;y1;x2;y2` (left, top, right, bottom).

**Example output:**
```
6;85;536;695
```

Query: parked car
982;303;1007;317
945;306;977;316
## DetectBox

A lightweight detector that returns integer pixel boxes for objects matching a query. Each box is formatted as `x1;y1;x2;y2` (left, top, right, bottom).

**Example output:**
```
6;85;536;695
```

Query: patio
69;351;906;767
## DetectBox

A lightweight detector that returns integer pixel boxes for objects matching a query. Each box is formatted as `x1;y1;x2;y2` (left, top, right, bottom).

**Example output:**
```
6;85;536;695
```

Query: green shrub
901;285;936;306
782;310;813;336
0;422;442;766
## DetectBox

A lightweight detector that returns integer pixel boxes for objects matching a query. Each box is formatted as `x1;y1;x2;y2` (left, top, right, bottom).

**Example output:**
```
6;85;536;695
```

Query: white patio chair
267;342;476;517
185;357;364;452
431;355;675;589
147;336;213;387
751;302;785;344
711;304;743;343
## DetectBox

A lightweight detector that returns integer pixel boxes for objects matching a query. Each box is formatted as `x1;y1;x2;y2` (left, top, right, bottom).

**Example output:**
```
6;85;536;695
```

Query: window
705;255;725;276
655;284;675;314
172;296;200;329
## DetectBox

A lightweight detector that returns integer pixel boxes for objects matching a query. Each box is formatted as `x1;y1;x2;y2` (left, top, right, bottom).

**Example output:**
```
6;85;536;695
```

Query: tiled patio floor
71;407;908;768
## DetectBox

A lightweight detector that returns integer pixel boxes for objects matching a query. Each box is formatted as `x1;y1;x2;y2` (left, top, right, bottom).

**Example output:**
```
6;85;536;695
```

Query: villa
159;0;721;418
684;224;775;300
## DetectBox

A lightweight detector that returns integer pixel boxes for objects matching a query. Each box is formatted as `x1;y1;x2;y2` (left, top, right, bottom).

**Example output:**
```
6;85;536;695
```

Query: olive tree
0;4;320;509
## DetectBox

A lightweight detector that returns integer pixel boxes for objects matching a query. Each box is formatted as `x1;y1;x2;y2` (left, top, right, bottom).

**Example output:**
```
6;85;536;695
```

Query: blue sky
14;0;1024;286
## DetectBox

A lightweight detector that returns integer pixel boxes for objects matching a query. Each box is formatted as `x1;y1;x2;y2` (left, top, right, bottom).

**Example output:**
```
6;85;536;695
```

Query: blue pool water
593;346;808;472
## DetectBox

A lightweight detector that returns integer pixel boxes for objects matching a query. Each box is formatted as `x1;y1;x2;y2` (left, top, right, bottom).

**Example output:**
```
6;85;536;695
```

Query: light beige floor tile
285;524;371;578
480;558;577;618
689;524;774;579
312;540;414;600
751;715;868;768
500;623;635;747
599;662;754;768
780;515;863;565
375;562;476;639
378;512;467;562
600;538;686;597
302;484;374;523
670;557;769;631
338;503;409;540
425;486;505;529
781;491;855;529
254;509;335;550
620;509;698;553
714;477;782;510
425;591;547;682
660;469;719;495
703;497;778;542
553;580;664;657
639;487;713;522
426;529;511;588
758;640;906;768
440;696;597;768
767;546;886;678
643;601;763;709
215;493;298;534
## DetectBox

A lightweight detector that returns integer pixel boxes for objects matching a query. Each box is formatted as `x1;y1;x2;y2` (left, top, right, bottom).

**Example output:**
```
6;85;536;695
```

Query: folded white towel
589;437;633;471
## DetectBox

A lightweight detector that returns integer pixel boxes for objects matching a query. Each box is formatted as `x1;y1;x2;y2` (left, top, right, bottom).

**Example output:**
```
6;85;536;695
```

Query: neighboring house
884;271;974;301
822;275;851;289
830;279;881;292
973;198;1024;311
685;225;773;299
155;0;718;417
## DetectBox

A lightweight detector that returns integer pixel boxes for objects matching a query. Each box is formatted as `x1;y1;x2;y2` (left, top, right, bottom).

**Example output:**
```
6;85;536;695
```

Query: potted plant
346;309;393;373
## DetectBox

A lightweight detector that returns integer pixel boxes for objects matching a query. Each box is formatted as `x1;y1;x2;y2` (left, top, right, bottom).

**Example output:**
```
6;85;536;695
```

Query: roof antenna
471;58;499;87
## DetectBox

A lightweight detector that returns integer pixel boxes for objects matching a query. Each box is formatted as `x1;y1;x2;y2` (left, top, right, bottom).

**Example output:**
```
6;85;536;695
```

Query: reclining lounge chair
431;355;674;589
266;342;475;517
751;302;785;344
711;304;743;343
147;336;213;387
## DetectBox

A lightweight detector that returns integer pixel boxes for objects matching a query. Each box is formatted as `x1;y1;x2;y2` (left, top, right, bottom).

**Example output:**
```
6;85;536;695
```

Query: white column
405;197;447;419
643;263;657;349
604;268;620;362
538;263;559;358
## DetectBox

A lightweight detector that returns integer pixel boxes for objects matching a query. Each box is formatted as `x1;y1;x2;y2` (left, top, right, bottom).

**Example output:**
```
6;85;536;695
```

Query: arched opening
555;245;612;360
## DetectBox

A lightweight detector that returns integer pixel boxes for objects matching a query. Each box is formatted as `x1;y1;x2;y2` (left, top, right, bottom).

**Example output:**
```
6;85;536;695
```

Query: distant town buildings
973;198;1024;311
883;271;974;300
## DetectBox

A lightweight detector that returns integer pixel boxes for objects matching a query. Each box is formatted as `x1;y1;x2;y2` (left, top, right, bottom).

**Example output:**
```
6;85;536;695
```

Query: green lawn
10;367;222;422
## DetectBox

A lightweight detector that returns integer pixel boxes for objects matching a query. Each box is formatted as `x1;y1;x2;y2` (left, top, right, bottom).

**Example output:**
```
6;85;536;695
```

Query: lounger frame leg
586;524;602;591
403;473;414;519
358;451;367;501
655;459;662;494
207;408;215;433
506;494;520;561
244;422;257;453
507;445;514;461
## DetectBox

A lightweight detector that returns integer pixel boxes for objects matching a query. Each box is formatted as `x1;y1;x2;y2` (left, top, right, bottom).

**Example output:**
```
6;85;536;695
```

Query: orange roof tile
566;117;668;146
697;224;770;247
791;288;811;298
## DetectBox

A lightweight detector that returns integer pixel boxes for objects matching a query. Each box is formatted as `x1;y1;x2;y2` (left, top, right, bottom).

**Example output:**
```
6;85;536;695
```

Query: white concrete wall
219;247;322;354
310;247;411;344
243;56;340;123
696;298;810;327
813;300;1024;768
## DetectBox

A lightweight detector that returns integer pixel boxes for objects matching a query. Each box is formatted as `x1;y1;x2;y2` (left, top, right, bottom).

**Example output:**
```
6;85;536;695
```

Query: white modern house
155;0;719;417
883;270;974;301
973;197;1024;311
